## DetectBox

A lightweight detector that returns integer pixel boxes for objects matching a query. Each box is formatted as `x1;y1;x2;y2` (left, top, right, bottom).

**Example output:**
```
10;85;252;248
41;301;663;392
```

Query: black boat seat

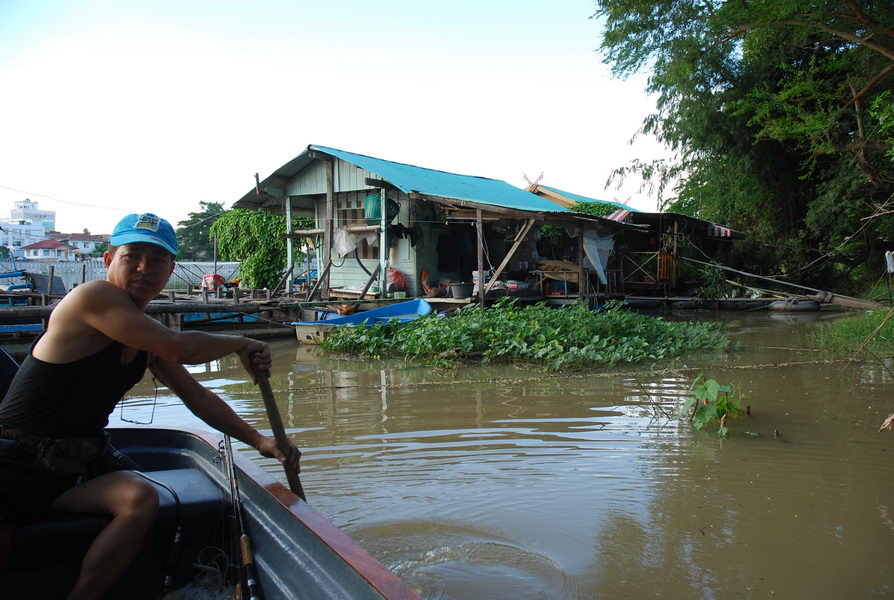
0;467;228;597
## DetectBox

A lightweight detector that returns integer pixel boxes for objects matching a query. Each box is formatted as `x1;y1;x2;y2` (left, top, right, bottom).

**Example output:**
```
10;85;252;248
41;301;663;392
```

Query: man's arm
44;281;266;372
150;357;301;471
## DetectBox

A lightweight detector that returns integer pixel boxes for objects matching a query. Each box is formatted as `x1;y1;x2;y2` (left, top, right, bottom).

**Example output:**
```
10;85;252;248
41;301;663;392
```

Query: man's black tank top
0;336;147;437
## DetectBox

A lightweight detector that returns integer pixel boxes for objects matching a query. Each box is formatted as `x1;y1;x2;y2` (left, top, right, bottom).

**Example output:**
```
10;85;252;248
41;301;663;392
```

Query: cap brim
109;233;177;256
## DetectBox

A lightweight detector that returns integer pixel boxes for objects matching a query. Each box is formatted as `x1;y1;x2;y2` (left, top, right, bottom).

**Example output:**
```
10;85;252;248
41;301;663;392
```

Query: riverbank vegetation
594;1;894;295
806;309;894;356
321;300;730;370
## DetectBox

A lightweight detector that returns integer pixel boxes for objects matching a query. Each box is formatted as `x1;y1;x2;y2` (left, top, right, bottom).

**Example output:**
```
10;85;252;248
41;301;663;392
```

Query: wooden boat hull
293;299;433;344
0;426;420;600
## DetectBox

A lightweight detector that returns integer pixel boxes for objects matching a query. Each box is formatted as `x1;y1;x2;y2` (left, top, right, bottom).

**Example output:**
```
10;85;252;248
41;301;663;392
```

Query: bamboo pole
680;256;880;309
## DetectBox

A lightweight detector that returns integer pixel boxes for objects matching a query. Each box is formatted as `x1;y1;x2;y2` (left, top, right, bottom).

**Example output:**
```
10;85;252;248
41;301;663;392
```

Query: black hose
354;248;372;276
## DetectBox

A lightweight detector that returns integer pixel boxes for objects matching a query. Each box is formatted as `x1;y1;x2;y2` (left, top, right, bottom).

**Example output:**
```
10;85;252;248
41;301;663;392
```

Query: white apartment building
8;198;55;232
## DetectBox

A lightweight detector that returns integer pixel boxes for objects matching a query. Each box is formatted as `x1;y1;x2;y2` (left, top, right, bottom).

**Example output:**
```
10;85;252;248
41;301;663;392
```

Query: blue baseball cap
110;213;178;256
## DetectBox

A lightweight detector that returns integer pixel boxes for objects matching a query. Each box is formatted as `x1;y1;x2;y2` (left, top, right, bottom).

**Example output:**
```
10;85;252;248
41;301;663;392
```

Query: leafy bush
321;299;730;370
692;265;737;304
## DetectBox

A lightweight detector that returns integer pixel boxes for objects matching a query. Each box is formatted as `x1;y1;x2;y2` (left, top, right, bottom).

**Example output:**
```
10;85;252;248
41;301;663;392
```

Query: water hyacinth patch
321;300;730;370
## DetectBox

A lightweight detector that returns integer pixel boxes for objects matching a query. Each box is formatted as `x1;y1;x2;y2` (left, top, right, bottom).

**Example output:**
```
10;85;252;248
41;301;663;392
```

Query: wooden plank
365;178;401;193
306;260;332;301
358;264;381;301
484;218;535;295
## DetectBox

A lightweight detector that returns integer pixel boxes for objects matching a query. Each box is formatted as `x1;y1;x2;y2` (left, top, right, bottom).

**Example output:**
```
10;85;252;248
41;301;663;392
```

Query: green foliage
538;225;566;260
692;265;736;304
570;201;620;218
595;0;894;292
806;309;894;356
322;299;730;370
90;242;108;257
176;201;224;260
209;209;313;289
682;376;741;437
871;91;894;162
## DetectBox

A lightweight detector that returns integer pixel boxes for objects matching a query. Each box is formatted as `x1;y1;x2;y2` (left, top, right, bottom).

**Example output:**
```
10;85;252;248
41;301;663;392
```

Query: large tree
176;201;225;260
596;0;894;291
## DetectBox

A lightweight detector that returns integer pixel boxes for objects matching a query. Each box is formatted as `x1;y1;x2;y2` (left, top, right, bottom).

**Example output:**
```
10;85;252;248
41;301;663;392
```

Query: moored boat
293;299;433;344
767;299;821;312
0;425;421;599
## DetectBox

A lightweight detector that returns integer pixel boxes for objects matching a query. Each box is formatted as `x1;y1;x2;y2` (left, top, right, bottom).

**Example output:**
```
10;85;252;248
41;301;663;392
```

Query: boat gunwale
111;424;421;600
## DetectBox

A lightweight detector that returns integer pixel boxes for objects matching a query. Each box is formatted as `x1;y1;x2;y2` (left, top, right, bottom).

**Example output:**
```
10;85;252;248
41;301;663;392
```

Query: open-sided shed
529;184;745;296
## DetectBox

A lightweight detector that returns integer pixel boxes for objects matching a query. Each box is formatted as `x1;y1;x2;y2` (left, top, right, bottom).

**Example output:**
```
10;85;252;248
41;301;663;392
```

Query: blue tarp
311;145;571;214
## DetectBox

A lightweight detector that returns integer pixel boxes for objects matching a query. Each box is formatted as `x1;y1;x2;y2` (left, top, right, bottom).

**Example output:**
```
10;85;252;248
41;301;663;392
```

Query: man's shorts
0;438;127;517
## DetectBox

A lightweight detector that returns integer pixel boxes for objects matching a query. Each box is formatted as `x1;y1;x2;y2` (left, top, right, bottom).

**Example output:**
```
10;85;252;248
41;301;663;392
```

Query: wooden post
324;159;335;300
168;291;175;303
379;189;387;299
202;290;210;321
46;266;54;295
672;220;679;290
577;225;585;301
284;195;294;297
476;209;485;308
81;263;86;284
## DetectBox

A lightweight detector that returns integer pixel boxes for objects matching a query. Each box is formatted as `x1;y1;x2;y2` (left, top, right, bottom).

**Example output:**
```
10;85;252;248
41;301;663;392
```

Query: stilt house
233;145;638;304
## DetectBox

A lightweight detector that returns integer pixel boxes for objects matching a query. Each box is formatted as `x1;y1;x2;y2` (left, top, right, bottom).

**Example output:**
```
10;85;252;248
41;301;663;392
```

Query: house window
337;192;379;260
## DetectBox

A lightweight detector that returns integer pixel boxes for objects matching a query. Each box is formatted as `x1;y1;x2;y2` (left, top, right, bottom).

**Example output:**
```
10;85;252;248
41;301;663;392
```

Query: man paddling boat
0;213;301;600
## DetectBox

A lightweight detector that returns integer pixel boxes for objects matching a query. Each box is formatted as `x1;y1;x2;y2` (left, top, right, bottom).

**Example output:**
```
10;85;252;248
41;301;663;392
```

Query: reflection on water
122;311;894;599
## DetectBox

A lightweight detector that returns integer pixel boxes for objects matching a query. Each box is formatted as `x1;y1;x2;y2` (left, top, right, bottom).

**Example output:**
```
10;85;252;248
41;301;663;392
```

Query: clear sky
0;0;666;235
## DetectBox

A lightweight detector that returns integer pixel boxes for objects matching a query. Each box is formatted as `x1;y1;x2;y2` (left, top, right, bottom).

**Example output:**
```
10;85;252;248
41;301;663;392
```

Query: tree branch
718;19;894;62
846;0;894;40
842;63;894;108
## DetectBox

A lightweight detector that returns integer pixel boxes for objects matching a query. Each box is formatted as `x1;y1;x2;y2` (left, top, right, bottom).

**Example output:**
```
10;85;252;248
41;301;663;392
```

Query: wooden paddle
257;370;306;501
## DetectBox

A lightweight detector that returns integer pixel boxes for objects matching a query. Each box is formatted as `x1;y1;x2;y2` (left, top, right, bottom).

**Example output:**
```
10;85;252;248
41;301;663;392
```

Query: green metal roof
310;145;570;214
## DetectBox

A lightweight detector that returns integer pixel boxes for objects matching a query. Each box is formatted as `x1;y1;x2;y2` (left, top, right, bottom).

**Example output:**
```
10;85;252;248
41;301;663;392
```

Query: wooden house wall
286;158;376;196
309;189;420;296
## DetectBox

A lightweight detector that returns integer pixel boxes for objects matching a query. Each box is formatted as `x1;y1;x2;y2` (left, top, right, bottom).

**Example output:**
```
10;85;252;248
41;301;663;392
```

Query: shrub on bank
321;300;730;370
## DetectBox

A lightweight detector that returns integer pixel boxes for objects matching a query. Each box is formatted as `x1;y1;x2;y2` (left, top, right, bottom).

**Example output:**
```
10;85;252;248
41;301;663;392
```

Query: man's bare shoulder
62;280;136;308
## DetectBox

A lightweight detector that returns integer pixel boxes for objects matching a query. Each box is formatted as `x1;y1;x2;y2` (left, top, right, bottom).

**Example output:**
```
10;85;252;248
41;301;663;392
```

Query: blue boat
293;299;433;343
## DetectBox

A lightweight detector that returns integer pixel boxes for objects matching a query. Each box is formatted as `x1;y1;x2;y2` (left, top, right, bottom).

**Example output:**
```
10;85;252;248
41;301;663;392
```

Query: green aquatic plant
321;299;730;370
805;309;894;356
683;376;742;438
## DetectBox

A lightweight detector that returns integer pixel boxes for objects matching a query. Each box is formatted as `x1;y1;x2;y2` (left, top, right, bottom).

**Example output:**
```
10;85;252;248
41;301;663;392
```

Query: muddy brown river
121;311;894;599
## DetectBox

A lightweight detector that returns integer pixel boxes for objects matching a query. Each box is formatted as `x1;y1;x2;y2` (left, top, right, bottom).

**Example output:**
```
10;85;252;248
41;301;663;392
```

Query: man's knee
112;474;159;520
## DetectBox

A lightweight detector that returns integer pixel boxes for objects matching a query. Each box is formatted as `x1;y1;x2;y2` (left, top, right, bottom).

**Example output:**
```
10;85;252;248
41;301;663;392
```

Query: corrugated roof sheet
538;185;639;212
310;145;570;214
